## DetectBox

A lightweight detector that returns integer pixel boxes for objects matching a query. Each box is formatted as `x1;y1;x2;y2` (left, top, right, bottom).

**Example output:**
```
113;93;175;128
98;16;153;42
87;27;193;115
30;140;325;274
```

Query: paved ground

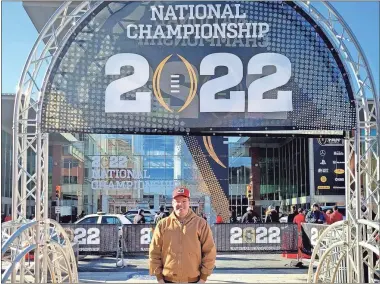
78;254;304;272
78;254;309;283
79;270;308;283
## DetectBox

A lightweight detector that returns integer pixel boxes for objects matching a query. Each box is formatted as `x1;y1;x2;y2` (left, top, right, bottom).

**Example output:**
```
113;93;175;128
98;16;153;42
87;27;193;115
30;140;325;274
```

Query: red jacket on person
329;211;343;224
293;213;305;231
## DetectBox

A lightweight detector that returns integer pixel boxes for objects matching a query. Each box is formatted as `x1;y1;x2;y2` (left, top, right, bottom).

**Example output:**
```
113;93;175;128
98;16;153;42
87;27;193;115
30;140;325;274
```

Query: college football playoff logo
152;54;197;113
203;136;226;168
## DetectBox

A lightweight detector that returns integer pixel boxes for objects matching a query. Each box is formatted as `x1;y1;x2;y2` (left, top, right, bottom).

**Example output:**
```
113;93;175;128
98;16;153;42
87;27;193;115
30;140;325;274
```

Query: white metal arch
1;219;78;283
4;1;379;283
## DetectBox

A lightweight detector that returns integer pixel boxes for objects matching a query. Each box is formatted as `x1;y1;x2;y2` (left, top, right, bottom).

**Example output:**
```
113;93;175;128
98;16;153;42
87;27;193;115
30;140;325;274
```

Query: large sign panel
301;223;328;256
62;224;119;253
123;223;297;254
213;223;297;253
42;1;355;134
313;138;345;195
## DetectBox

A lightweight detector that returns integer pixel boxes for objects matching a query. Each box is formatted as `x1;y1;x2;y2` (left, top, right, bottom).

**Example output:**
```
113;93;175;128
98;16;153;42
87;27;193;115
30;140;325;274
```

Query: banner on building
300;223;328;256
62;224;119;253
313;138;345;195
41;1;355;135
213;223;298;253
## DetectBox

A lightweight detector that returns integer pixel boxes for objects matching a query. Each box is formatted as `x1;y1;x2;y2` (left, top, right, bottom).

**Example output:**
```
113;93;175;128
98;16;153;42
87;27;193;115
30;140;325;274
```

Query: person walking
133;209;146;224
149;186;216;283
293;208;306;231
154;206;167;224
293;208;306;259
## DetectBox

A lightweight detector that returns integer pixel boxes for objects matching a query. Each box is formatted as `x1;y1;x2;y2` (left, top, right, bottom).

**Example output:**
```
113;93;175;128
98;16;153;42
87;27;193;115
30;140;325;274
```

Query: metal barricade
123;224;155;254
213;223;298;254
61;224;119;255
121;223;298;254
58;223;298;256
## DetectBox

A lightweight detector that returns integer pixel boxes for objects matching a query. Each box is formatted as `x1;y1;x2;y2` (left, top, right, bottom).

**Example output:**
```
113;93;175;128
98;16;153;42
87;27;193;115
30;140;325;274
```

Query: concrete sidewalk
79;269;308;283
78;254;309;283
78;254;303;272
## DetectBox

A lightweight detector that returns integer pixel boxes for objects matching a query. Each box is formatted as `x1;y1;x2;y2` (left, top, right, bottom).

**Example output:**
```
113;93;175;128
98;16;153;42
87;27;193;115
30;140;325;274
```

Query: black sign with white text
41;1;355;135
213;223;297;253
123;224;155;253
301;223;328;256
313;138;345;195
62;223;298;254
62;224;119;254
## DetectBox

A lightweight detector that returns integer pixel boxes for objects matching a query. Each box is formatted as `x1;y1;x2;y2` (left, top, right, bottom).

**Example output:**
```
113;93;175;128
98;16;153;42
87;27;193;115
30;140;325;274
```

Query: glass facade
278;138;310;200
0;127;321;222
227;137;309;217
77;134;207;217
47;134;314;222
1;128;346;222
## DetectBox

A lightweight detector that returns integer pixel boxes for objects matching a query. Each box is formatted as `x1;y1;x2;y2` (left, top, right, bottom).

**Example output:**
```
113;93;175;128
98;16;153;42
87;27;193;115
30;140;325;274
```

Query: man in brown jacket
149;186;217;283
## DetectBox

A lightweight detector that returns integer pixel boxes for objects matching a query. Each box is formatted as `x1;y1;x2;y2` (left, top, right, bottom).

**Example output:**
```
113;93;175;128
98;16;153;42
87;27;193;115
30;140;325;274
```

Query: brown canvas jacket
149;209;216;282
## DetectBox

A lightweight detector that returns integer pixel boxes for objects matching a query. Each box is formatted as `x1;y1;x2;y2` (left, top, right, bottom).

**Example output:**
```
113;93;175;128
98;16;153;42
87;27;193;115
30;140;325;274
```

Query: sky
1;1;379;95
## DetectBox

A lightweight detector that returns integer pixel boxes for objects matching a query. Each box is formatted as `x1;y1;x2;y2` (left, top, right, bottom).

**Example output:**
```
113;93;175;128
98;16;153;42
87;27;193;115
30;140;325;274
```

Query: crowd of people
213;203;344;226
215;206;280;224
133;206;172;224
292;203;344;227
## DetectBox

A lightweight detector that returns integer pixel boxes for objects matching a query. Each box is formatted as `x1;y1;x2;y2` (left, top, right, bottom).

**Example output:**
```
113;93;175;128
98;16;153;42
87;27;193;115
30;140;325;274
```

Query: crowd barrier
213;223;298;253
62;224;119;254
300;223;329;256
61;223;298;255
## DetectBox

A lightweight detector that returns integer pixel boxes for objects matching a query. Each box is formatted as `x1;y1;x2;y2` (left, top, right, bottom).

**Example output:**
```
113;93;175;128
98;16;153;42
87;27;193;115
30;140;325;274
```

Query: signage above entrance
41;1;355;135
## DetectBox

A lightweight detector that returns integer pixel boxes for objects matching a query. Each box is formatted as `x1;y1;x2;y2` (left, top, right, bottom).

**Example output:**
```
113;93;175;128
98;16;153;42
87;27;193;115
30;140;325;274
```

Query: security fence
62;224;119;254
300;223;329;256
122;224;155;253
62;223;299;255
213;223;298;253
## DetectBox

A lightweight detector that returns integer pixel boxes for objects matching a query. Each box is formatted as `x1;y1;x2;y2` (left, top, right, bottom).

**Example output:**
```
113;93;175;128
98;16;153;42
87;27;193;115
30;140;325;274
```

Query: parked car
75;212;131;237
75;212;132;225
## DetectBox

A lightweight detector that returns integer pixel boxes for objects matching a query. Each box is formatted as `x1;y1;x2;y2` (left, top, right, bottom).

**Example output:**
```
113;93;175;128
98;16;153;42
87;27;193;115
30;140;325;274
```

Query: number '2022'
105;53;292;113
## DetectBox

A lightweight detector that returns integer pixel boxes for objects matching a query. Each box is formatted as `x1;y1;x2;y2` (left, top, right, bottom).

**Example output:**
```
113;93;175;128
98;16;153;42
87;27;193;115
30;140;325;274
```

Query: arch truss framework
2;1;379;283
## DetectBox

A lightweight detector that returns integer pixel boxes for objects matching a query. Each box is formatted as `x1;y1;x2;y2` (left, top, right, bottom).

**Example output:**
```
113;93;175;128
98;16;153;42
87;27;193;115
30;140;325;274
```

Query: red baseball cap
172;186;190;198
